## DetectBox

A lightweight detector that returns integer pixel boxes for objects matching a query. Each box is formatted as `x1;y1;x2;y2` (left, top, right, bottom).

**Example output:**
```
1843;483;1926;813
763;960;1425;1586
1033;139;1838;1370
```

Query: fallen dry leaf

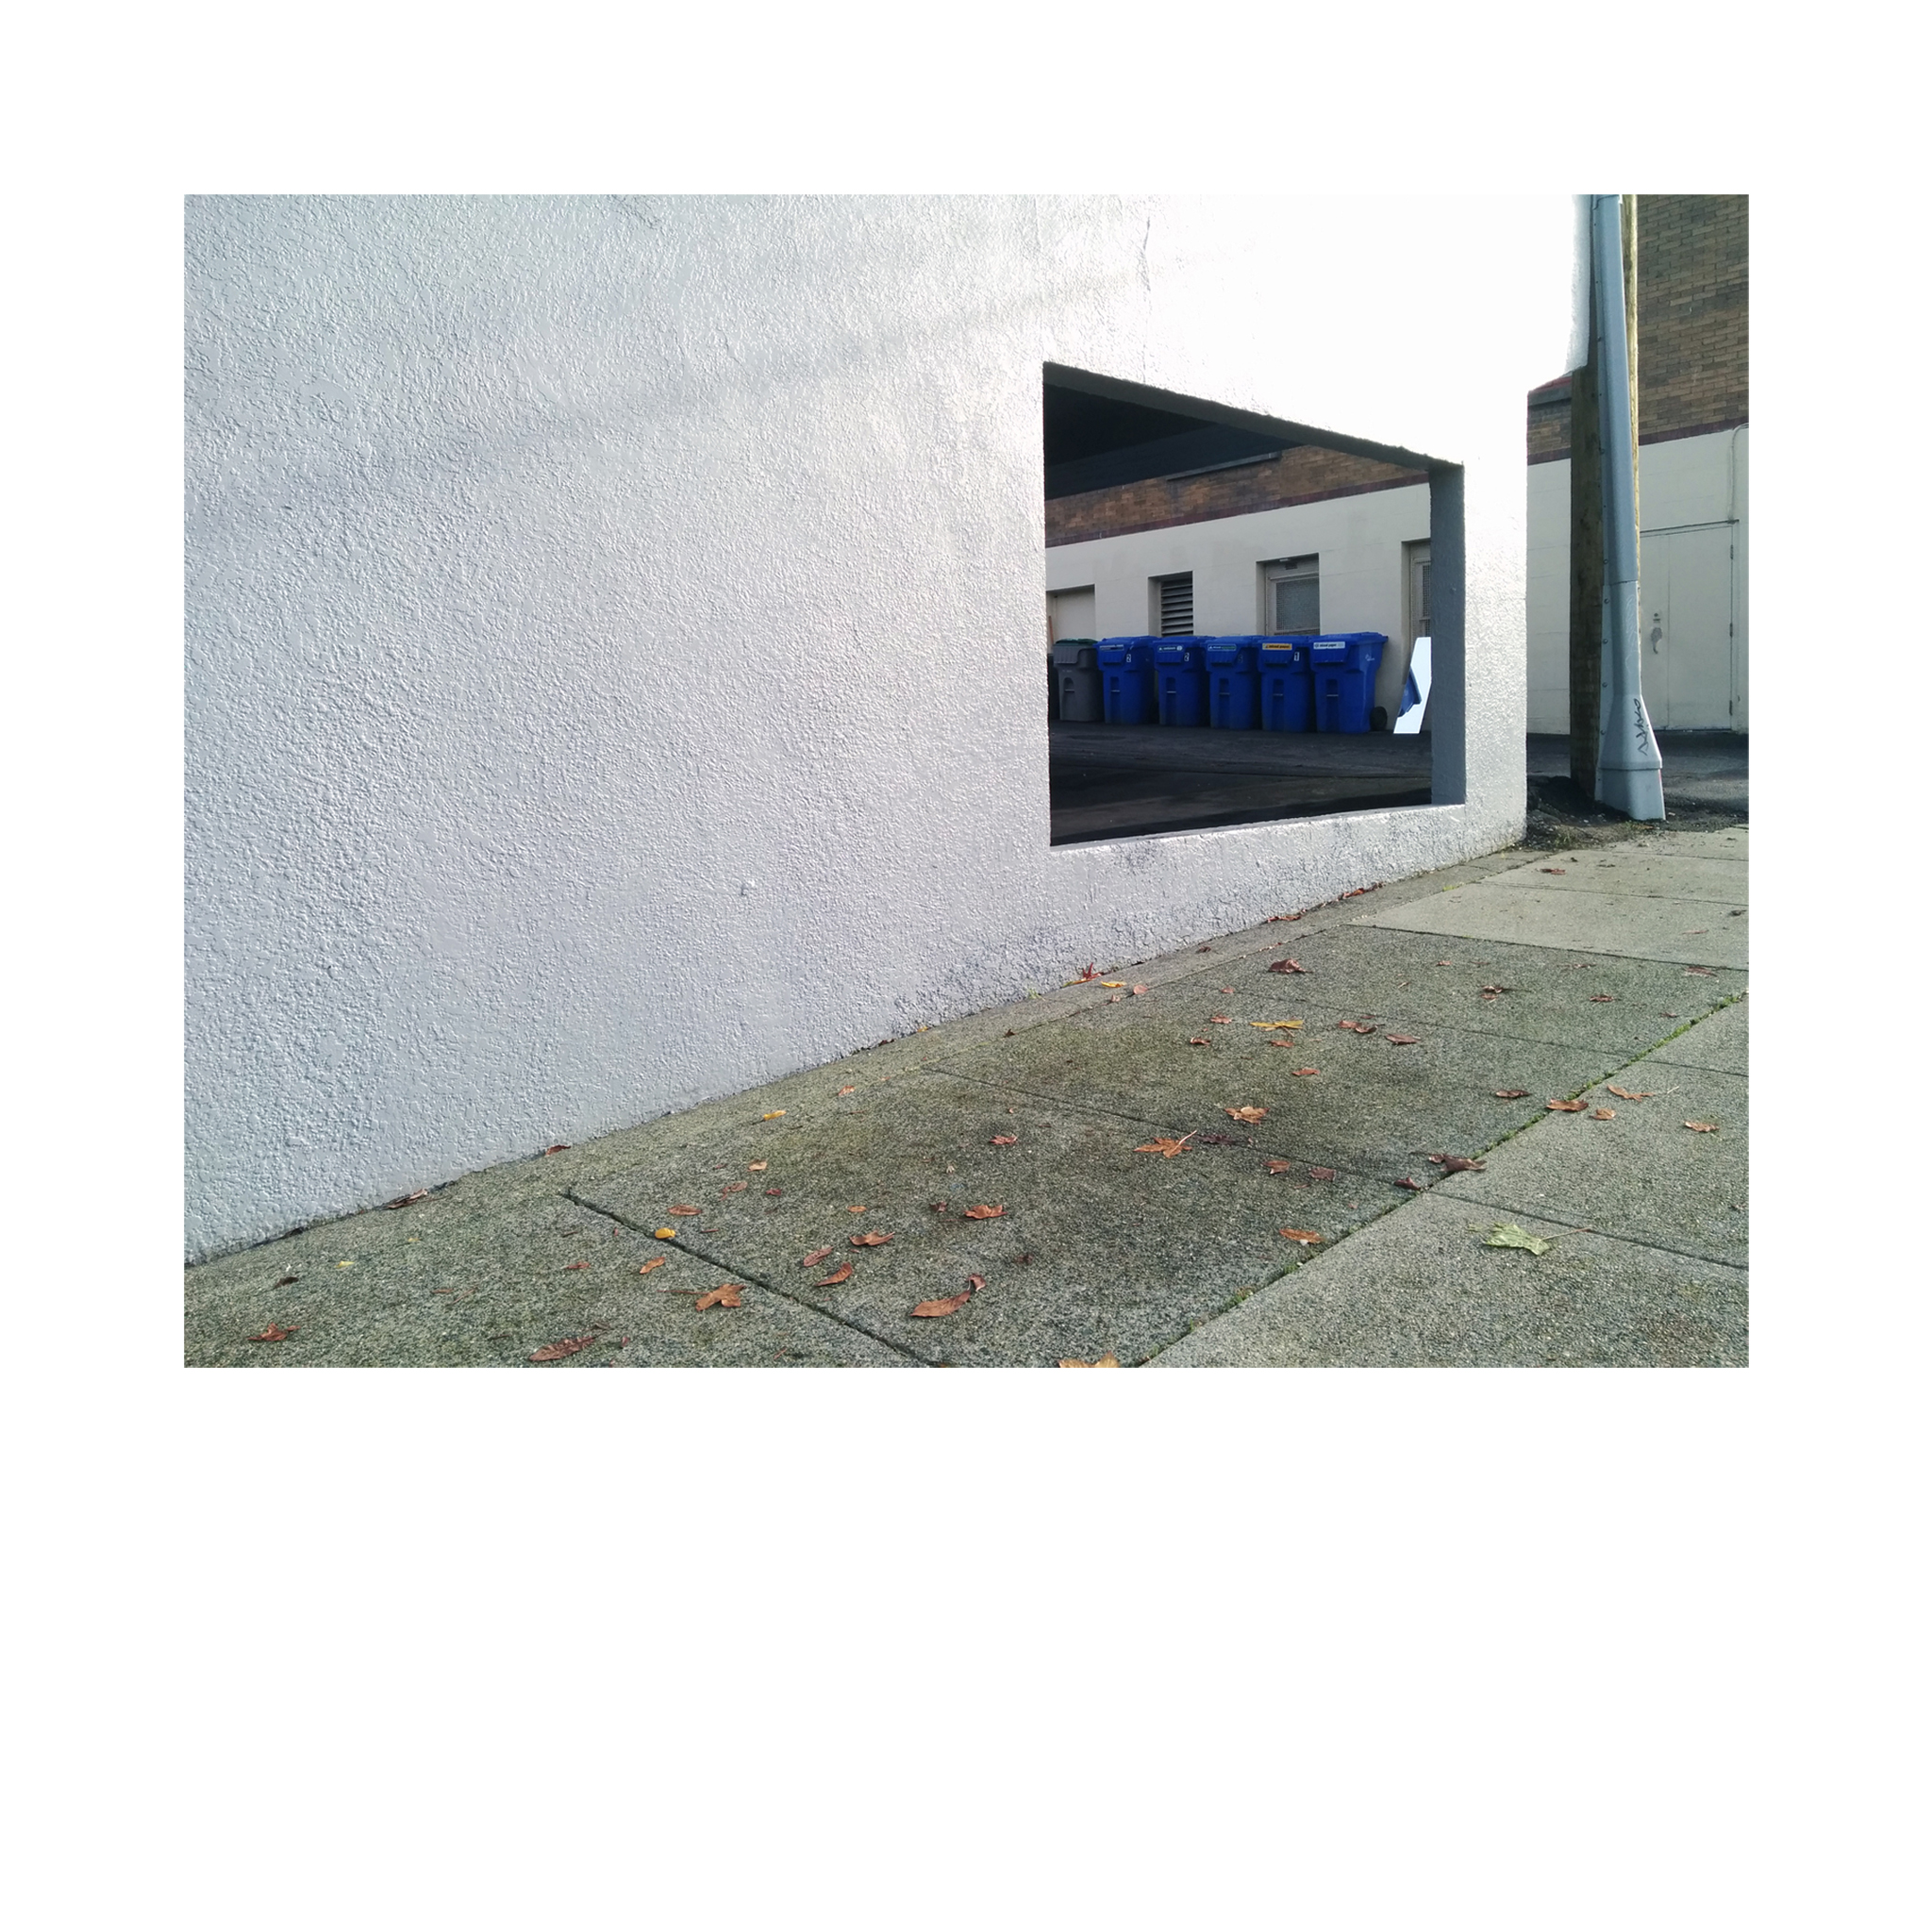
543;1144;570;1155
847;1205;867;1213
850;1231;895;1246
801;1245;834;1268
1136;1137;1191;1158
1591;1108;1616;1120
765;1187;783;1197
1590;994;1616;1004
1684;1120;1719;1133
1268;958;1307;974
1683;967;1715;977
653;1227;677;1240
1059;1355;1122;1367
246;1322;298;1343
1291;1067;1320;1076
1197;943;1212;953
1076;963;1100;981
837;1085;856;1095
1131;985;1149;995
1250;1019;1302;1030
761;1110;786;1119
816;1262;855;1286
1385;1033;1421;1046
274;1274;299;1289
385;1189;429;1208
1267;1158;1294;1174
1606;1087;1656;1101
1309;1166;1338;1181
720;1181;748;1194
1484;1224;1552;1256
991;1134;1019;1146
528;1334;595;1361
1188;1037;1211;1046
961;1204;1005;1220
668;1205;700;1215
1100;981;1126;988
912;1286;975;1318
1224;1105;1267;1124
1427;1155;1485;1173
694;1285;743;1311
1210;1015;1233;1024
1547;1099;1588;1112
749;1161;768;1173
1278;1228;1324;1245
1479;985;1508;996
1540;867;1567;874
1338;1021;1376;1035
1493;1090;1531;1100
638;1257;667;1276
1394;1177;1424;1191
562;1261;590;1272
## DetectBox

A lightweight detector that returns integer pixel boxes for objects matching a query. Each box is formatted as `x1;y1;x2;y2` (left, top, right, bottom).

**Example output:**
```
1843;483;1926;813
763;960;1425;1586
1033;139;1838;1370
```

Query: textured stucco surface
186;194;1583;1260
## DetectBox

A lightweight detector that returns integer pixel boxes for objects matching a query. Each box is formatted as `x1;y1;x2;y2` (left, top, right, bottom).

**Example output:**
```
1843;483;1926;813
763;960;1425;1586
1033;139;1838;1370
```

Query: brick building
1046;195;1747;734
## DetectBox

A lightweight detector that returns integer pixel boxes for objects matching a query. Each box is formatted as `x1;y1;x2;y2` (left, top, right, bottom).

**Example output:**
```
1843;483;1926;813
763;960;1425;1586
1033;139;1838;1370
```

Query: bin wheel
1371;706;1388;732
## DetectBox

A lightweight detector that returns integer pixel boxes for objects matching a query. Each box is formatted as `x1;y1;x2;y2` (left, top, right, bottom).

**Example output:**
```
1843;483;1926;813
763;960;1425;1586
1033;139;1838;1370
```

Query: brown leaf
1268;958;1307;974
528;1334;595;1361
638;1257;668;1276
1135;1137;1191;1158
668;1205;700;1215
961;1204;1005;1220
385;1189;429;1208
1224;1105;1267;1124
1385;1033;1422;1046
765;1187;784;1196
563;1261;590;1271
1684;1120;1719;1132
801;1245;834;1269
1250;1020;1302;1030
246;1322;299;1343
912;1286;975;1318
1188;1037;1211;1046
720;1181;748;1195
1438;1156;1485;1173
1059;1354;1122;1367
850;1230;895;1246
1291;1067;1320;1076
1479;985;1508;996
1131;985;1149;995
1684;966;1715;976
1277;1227;1324;1244
1076;962;1100;981
1338;1020;1377;1034
1267;910;1302;923
837;1085;856;1095
1394;1177;1423;1191
991;1133;1019;1146
1309;1166;1338;1181
1606;1086;1655;1101
1590;994;1616;1003
1210;1015;1233;1024
1591;1108;1616;1120
694;1285;743;1310
749;1161;768;1172
1540;866;1567;874
1266;1158;1294;1174
1547;1099;1588;1112
816;1262;856;1286
1197;943;1212;952
1492;1089;1530;1099
847;1204;868;1213
274;1274;299;1289
544;1144;571;1155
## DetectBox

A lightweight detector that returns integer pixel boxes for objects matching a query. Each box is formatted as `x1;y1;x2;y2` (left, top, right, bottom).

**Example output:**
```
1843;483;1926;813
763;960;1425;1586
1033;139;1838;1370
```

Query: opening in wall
1043;364;1446;845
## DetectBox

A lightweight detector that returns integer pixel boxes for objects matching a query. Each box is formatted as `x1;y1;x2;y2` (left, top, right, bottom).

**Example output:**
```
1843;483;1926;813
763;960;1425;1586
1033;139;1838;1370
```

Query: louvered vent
1158;575;1193;636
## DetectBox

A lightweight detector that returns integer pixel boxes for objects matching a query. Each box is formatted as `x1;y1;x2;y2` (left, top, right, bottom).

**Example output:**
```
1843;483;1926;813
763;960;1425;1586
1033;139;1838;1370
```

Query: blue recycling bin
1098;637;1159;724
1207;638;1260;729
1154;639;1208;726
1309;633;1389;733
1257;638;1313;732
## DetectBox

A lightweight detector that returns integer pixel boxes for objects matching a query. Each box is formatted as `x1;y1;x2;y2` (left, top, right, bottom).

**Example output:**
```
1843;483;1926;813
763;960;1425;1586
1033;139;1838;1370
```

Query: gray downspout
1591;193;1665;820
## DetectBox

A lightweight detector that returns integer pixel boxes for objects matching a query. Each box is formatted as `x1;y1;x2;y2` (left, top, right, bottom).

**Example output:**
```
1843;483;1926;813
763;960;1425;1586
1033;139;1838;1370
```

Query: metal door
1638;525;1735;729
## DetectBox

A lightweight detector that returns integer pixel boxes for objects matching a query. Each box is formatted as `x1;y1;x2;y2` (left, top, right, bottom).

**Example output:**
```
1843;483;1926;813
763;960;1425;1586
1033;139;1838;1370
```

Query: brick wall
1527;193;1747;463
1045;443;1425;547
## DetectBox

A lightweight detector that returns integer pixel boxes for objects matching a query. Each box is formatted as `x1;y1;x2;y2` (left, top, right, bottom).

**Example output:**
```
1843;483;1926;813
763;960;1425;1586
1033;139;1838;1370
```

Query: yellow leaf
1249;1020;1304;1029
337;1259;354;1268
1099;981;1126;988
761;1110;786;1120
654;1227;677;1240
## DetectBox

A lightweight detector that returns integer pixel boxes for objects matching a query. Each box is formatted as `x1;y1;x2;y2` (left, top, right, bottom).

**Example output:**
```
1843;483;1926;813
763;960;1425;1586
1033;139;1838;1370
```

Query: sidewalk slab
1646;992;1748;1075
185;1181;911;1368
574;1067;1380;1368
1356;882;1749;969
1486;851;1747;903
1432;1045;1747;1268
1146;1195;1747;1367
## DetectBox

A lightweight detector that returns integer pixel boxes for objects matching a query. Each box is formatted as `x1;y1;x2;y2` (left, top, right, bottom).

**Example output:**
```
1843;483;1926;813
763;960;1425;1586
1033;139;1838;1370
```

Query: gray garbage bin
1053;640;1102;723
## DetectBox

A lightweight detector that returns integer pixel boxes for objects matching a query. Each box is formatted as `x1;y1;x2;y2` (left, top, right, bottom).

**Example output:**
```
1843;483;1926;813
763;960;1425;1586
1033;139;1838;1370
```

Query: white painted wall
1046;483;1432;719
186;193;1583;1259
1525;425;1749;731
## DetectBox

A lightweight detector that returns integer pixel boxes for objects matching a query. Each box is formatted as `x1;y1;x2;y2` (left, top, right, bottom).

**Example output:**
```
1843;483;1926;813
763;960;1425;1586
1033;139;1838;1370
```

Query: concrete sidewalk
185;823;1746;1369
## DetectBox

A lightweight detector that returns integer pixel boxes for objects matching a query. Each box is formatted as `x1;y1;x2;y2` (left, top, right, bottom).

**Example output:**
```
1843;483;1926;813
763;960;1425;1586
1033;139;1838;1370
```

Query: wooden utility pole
1569;193;1639;799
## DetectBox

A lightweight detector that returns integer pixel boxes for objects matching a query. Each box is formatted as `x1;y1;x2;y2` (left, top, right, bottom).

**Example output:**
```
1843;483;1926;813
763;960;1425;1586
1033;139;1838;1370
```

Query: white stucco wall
1525;425;1749;732
186;193;1583;1259
1046;483;1432;718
